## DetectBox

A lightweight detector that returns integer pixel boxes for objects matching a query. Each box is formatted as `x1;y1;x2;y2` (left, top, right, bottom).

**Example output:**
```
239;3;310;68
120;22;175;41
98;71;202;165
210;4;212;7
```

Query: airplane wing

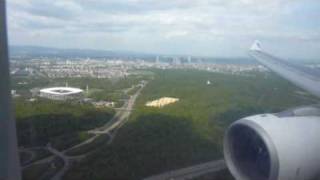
249;41;320;98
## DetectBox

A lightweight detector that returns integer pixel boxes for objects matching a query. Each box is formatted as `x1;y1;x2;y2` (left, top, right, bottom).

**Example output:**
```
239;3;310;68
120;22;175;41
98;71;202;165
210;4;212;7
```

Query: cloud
6;0;320;58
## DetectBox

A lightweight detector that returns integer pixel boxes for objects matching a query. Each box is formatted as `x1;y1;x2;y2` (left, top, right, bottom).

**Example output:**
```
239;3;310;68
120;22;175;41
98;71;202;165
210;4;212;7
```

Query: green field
63;69;317;180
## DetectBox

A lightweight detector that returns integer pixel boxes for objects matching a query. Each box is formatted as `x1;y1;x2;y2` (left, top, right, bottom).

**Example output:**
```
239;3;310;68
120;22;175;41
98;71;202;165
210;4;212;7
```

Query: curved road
21;82;147;180
22;81;228;180
47;145;70;180
51;82;146;180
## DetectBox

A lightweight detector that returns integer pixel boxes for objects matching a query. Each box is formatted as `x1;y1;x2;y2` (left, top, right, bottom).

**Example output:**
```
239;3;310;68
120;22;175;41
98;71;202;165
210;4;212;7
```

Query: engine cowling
223;107;320;180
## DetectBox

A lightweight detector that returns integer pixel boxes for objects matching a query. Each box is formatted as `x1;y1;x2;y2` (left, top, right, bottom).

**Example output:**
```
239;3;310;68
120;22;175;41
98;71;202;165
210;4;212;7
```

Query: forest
64;69;317;180
15;98;114;149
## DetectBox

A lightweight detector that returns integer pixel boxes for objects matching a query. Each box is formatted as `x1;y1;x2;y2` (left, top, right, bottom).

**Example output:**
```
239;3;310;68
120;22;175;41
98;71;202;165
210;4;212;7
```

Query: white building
39;87;83;101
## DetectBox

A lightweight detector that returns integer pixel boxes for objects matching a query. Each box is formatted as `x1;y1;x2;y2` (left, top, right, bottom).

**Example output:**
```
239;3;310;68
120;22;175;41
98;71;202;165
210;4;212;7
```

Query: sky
6;0;320;59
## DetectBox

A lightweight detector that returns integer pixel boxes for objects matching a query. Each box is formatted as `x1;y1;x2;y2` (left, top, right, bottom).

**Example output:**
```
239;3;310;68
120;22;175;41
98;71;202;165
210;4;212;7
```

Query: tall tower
173;57;181;65
188;56;192;64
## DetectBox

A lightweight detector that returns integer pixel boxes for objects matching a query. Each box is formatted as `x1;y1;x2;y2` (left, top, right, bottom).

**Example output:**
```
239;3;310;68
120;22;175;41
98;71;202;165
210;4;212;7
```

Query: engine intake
224;109;320;180
227;124;272;179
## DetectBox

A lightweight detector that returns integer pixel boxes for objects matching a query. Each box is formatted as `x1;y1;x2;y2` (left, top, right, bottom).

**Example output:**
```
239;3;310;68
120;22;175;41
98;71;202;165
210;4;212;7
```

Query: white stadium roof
40;87;83;95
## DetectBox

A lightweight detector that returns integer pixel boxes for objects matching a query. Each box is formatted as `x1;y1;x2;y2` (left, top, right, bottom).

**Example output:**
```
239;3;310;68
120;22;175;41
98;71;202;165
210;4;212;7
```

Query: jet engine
223;106;320;180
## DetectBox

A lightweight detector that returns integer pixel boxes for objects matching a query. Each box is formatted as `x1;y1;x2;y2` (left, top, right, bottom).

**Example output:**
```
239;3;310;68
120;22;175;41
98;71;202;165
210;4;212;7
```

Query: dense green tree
64;69;317;180
15;99;114;148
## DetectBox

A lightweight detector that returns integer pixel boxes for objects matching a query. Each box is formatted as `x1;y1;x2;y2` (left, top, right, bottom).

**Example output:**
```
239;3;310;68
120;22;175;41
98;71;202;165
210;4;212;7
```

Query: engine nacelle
224;107;320;180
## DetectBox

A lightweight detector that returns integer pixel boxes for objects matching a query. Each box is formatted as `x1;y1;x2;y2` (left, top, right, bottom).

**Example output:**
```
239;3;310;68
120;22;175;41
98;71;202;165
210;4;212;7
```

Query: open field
145;97;179;108
64;69;317;180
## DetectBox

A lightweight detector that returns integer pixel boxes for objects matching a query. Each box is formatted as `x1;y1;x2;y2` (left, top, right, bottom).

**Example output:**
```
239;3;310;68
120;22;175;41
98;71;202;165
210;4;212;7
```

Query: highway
47;144;70;180
21;82;147;180
21;81;228;180
143;160;226;180
89;82;145;135
19;148;36;166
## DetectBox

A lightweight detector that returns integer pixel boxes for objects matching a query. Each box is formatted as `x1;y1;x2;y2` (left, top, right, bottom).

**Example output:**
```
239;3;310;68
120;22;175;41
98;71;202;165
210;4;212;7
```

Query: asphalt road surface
144;160;226;180
21;82;147;180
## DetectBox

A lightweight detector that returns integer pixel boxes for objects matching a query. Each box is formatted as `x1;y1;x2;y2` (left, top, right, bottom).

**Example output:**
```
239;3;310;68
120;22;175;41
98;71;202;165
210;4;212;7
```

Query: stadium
39;87;83;100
